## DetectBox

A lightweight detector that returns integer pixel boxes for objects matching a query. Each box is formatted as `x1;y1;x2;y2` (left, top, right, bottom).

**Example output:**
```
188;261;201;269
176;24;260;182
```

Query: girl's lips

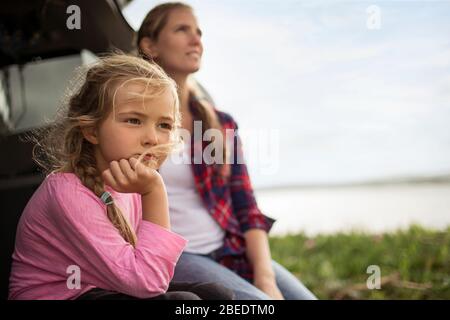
143;154;156;161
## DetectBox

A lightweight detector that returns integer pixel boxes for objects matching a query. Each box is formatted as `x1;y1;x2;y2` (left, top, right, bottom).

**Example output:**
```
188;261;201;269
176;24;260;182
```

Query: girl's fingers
119;158;136;180
102;169;119;191
105;158;158;195
129;157;138;170
129;156;145;175
109;160;128;186
135;159;149;177
130;158;146;176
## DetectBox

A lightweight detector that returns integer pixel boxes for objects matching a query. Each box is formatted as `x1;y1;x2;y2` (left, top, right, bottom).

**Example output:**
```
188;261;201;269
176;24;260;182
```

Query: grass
269;225;450;299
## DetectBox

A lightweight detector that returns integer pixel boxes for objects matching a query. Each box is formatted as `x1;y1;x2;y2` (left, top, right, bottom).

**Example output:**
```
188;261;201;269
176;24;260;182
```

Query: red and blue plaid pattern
188;95;276;281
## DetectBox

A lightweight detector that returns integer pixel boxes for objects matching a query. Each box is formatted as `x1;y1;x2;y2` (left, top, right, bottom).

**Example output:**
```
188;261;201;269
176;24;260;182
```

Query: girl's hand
101;158;163;195
254;276;284;300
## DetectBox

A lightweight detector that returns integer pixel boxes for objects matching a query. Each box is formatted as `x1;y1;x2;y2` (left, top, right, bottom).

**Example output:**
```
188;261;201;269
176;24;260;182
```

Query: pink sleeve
50;180;187;299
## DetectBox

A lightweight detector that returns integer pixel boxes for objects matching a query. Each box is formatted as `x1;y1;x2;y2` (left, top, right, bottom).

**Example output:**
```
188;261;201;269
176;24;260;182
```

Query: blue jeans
172;252;317;300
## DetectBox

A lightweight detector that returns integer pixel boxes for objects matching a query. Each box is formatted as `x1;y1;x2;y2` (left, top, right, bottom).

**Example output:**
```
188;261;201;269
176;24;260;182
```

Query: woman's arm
245;229;284;300
225;115;275;232
222;113;280;298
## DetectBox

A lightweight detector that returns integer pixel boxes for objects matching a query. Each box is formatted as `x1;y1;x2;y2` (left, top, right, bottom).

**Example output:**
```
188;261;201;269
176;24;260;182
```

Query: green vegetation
269;225;450;299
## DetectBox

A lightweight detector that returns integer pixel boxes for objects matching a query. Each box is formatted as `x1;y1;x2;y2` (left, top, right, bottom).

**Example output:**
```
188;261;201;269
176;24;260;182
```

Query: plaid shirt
188;95;276;281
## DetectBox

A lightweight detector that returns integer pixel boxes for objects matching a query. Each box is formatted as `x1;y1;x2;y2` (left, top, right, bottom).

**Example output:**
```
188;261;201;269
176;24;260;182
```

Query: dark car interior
0;0;135;300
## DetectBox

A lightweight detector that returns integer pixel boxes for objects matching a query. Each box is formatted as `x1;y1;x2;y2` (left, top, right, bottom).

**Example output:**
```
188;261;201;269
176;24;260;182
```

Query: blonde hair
137;2;230;175
32;54;181;247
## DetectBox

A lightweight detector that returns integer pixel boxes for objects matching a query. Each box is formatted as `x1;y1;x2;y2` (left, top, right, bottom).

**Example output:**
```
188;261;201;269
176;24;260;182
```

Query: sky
123;0;450;188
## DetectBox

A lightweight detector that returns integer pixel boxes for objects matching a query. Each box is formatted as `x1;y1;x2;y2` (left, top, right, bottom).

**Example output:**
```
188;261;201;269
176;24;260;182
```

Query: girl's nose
142;127;158;146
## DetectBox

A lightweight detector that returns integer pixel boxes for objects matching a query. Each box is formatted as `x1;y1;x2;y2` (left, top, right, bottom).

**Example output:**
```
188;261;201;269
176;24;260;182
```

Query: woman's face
143;8;203;76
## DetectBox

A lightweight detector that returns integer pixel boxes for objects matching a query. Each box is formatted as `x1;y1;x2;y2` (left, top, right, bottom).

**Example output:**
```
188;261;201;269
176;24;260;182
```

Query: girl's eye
176;26;188;32
126;118;141;125
159;123;173;130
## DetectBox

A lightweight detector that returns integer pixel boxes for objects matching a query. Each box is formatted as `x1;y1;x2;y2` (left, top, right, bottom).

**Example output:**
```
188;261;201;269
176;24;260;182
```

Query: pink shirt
8;172;187;300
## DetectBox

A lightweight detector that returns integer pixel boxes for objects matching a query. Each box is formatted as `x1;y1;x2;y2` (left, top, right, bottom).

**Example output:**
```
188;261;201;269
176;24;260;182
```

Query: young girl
137;2;317;300
8;54;233;300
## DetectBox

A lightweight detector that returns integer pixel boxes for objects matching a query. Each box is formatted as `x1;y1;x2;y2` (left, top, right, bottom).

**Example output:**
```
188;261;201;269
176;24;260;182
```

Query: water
255;183;450;236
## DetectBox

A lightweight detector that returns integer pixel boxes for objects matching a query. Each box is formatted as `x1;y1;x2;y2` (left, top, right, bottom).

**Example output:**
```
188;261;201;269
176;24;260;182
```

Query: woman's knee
272;260;317;300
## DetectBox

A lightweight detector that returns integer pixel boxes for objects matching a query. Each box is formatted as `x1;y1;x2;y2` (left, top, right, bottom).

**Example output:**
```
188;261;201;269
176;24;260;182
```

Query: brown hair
137;2;192;45
32;54;180;247
137;2;230;174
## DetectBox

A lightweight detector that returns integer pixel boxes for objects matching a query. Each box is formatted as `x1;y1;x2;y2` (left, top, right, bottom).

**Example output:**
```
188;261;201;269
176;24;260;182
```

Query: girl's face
88;83;176;173
143;8;203;75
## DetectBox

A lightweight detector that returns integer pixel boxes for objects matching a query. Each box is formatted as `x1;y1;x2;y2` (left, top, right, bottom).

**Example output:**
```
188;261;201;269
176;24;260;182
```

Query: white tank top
159;144;225;254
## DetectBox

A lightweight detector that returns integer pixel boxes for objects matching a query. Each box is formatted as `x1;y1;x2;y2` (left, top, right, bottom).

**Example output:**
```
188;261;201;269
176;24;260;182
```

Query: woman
137;2;316;300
